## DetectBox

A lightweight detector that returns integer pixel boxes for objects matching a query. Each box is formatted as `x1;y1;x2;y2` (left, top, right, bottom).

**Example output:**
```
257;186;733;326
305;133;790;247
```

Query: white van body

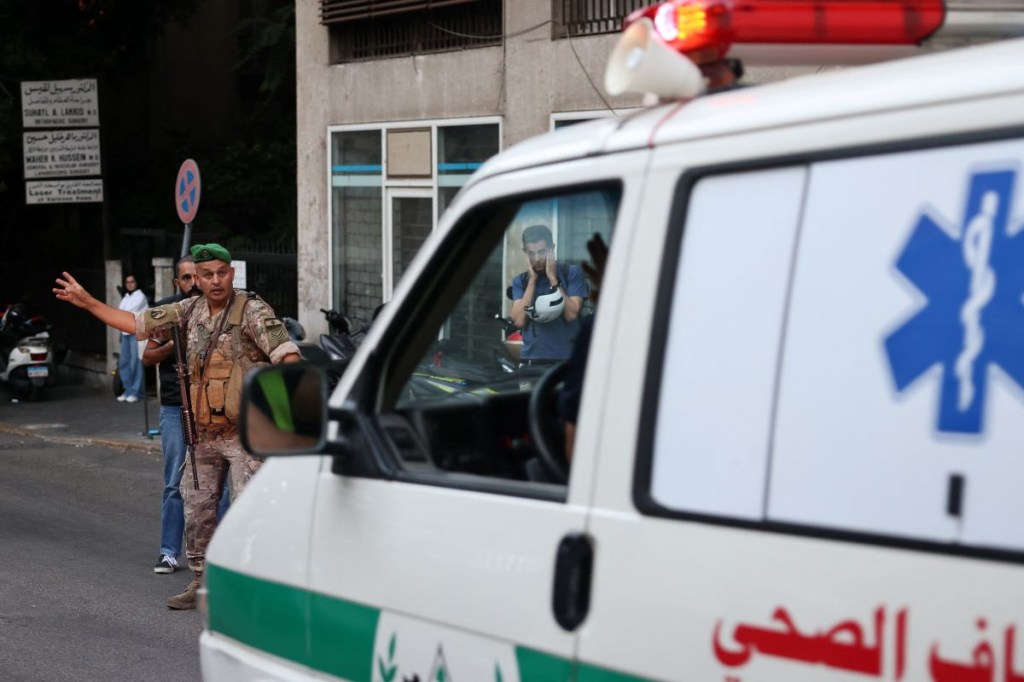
202;36;1024;682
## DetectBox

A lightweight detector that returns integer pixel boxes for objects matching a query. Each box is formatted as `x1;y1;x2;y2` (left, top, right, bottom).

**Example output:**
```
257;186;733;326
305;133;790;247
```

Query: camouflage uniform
136;289;299;573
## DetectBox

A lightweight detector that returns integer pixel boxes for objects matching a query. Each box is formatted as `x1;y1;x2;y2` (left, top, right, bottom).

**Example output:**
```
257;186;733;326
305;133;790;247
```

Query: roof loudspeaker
604;18;706;100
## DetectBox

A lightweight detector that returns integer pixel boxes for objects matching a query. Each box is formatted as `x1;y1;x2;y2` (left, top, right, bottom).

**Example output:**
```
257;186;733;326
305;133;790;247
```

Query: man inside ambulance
509;224;588;367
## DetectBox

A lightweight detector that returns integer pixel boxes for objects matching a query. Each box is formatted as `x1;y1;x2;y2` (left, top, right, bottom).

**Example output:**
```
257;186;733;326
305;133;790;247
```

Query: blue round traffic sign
175;159;201;224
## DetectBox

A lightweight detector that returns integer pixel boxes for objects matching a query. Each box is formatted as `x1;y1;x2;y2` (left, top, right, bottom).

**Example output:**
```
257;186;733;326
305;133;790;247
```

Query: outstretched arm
53;271;136;334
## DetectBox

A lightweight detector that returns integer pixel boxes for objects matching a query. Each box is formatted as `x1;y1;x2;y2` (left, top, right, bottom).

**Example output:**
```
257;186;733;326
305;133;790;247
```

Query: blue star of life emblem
885;169;1024;434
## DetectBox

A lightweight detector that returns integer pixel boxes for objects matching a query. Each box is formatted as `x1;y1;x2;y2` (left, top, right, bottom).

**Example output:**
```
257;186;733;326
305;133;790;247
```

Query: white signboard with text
23;129;101;179
231;261;247;289
25;179;104;205
21;79;100;128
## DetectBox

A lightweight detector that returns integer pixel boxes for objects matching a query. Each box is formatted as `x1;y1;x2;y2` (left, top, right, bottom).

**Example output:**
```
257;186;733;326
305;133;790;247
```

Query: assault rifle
171;323;199;490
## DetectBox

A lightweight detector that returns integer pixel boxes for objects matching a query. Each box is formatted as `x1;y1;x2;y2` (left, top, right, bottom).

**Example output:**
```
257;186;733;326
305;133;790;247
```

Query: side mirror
240;363;328;457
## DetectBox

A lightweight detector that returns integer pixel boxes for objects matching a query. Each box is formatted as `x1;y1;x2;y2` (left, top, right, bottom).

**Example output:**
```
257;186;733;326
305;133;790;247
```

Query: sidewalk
0;383;162;453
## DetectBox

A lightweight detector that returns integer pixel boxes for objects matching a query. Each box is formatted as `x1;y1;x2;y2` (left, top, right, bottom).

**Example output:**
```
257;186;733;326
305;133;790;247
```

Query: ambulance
200;1;1024;680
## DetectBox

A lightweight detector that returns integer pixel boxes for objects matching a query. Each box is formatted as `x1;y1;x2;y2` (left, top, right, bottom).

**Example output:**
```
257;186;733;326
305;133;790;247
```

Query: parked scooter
282;313;337;378
281;309;369;392
404;314;530;401
315;308;370;389
281;315;308;345
0;302;59;401
296;306;524;399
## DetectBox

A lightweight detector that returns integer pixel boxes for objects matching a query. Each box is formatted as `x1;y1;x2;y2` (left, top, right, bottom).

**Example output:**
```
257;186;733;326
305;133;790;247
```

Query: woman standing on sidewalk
116;275;148;403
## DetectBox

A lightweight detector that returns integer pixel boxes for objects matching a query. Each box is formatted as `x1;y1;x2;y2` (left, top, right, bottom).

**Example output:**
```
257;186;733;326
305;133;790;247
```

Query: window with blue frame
330;121;500;324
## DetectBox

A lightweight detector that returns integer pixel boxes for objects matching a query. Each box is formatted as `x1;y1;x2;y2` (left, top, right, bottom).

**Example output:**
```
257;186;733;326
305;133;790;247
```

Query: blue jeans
159;405;231;558
119;334;143;399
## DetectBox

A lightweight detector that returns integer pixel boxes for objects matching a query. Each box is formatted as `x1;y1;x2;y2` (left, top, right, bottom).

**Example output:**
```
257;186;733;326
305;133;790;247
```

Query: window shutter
320;0;481;25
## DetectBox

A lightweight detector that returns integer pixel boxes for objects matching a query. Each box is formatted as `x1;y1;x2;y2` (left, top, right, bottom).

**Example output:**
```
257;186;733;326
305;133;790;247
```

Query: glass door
384;188;434;300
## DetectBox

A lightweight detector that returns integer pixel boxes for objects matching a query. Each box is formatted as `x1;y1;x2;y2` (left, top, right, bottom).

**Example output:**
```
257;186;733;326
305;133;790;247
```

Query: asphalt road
0;429;203;681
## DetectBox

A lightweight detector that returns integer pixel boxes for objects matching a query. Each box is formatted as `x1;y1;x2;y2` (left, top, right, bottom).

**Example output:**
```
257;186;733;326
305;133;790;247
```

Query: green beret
191;243;232;264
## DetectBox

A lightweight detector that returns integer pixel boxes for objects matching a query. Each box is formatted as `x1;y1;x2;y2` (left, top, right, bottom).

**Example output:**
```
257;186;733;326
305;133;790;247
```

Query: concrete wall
296;0;332;338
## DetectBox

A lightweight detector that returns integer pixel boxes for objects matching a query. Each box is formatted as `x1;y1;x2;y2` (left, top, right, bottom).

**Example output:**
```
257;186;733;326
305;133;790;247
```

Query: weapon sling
171;319;200;490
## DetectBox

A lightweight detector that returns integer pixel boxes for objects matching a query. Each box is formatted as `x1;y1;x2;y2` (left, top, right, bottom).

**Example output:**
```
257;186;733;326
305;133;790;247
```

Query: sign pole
181;223;193;258
163;159;202;440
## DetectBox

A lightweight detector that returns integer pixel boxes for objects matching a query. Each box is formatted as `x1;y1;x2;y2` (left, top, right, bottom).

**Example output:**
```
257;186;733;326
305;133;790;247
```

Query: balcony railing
555;0;650;38
326;0;502;62
320;0;480;25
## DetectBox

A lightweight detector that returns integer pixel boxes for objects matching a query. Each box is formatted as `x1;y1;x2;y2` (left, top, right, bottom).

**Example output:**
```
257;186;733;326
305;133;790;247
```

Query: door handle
552;532;594;631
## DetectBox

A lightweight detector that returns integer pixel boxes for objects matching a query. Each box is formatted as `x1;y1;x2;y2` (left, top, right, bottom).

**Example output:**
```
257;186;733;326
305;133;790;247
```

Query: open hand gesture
53;271;92;309
545;253;559;286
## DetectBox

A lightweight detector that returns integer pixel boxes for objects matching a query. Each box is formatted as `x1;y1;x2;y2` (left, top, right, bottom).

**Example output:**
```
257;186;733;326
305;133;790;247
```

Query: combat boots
166;571;202;610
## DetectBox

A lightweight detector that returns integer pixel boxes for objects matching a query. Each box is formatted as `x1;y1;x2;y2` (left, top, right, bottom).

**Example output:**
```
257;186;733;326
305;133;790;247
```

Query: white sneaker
116;394;127;402
124;395;139;403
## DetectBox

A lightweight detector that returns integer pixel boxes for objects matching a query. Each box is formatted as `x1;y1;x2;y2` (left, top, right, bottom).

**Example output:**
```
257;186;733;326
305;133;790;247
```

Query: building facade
295;0;650;335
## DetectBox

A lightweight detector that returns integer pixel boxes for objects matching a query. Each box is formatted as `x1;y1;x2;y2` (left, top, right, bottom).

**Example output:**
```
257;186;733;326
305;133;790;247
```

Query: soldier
54;243;301;610
141;254;229;576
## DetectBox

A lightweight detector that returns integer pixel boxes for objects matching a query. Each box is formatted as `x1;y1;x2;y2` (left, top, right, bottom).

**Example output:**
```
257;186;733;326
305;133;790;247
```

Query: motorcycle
314;308;371;389
403;314;536;402
286;309;370;392
0;302;61;401
297;306;528;400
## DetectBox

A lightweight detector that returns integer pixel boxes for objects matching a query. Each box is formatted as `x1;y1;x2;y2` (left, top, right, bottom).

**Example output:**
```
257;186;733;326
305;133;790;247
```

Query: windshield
396;187;621;409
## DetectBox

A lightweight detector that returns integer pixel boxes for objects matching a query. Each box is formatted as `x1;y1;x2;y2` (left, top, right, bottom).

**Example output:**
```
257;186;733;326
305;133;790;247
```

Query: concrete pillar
105;260;122;376
152;257;175;301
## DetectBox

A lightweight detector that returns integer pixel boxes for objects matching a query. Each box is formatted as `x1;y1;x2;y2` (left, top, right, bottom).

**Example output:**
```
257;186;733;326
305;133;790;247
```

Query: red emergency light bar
626;0;946;61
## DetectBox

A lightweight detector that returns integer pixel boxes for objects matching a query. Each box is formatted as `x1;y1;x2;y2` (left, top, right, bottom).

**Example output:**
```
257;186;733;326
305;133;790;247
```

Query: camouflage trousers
182;426;262;573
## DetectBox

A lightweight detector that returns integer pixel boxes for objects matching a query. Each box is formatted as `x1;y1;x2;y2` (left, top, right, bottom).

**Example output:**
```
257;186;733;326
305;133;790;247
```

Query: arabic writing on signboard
714;606;1024;681
20;79;99;128
25;179;103;205
23;130;101;179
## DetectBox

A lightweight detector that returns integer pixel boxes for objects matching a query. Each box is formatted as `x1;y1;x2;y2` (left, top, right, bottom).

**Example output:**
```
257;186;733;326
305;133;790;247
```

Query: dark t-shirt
153;293;187;406
557;313;595;424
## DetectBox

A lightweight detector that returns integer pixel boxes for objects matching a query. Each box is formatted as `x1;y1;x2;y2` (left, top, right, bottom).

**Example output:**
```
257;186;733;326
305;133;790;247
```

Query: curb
0;422;161;453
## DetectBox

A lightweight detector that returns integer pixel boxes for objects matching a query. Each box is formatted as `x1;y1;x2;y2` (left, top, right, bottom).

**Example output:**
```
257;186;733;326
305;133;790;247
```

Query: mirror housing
240;363;329;457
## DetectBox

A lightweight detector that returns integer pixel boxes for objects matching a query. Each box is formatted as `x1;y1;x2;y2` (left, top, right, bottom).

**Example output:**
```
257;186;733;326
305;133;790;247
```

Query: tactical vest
190;292;271;427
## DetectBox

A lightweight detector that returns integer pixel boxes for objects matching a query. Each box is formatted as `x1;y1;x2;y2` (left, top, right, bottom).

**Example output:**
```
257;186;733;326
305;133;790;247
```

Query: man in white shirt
116;275;148;402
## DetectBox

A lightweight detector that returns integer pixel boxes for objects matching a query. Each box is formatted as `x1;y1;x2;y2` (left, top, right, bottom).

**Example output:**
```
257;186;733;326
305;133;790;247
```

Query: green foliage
203;137;297;251
204;1;297;252
234;3;296;102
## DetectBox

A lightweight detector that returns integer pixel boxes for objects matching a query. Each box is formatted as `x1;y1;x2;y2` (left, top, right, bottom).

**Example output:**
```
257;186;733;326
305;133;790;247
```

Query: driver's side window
377;184;620;493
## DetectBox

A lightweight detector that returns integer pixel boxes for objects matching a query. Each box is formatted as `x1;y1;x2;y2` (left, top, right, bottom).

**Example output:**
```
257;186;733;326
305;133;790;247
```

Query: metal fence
232;249;298;319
